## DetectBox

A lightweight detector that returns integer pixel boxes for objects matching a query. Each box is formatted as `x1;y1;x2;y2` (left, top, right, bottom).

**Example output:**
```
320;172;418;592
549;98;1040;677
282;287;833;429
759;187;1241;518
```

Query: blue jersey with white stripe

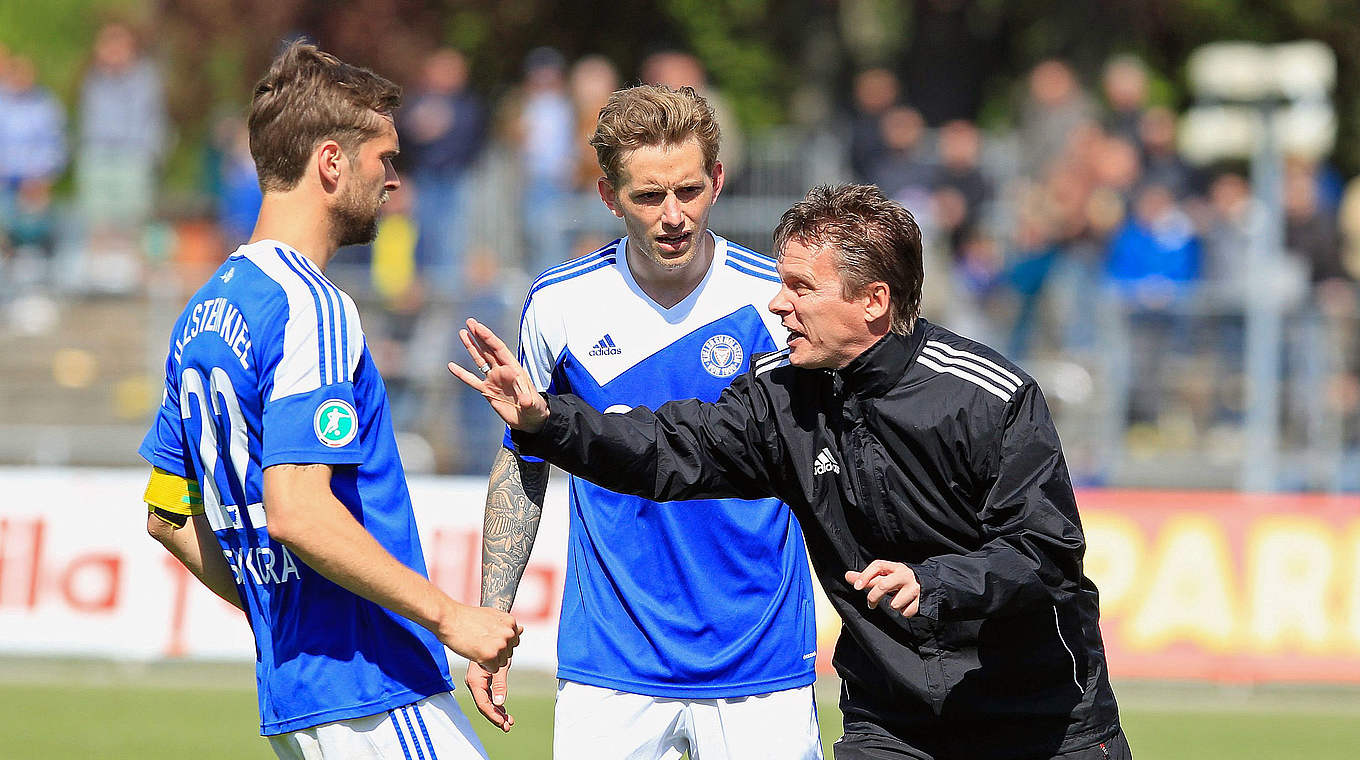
140;240;453;735
508;233;818;698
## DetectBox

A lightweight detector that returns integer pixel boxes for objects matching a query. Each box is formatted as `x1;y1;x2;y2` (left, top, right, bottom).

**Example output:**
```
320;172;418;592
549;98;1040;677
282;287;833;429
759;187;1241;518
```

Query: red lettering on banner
163;555;194;657
516;566;558;623
0;517;44;609
425;527;560;619
59;553;121;612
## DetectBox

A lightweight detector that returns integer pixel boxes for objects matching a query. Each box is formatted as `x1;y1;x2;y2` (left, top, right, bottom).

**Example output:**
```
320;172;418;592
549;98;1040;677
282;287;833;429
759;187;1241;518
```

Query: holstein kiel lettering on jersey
814;448;840;476
588;334;623;357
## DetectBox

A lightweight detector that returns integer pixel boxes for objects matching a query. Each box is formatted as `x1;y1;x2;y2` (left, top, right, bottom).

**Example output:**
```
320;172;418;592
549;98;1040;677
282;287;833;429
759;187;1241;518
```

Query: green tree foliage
11;0;1360;186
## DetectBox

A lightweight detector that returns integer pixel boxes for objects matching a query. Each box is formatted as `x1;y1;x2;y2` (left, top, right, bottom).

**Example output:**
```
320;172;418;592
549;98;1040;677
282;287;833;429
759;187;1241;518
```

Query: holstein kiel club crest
700;334;743;378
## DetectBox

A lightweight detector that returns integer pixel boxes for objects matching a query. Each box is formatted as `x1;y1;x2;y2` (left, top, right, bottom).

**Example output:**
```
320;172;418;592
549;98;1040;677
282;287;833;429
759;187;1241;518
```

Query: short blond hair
589;84;721;185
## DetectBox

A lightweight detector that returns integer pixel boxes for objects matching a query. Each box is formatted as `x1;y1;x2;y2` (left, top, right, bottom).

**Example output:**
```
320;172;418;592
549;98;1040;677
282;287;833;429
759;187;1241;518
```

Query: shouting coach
451;184;1129;760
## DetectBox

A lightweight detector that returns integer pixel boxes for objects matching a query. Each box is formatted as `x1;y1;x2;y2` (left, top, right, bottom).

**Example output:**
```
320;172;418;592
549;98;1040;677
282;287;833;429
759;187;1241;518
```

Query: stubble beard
332;187;384;248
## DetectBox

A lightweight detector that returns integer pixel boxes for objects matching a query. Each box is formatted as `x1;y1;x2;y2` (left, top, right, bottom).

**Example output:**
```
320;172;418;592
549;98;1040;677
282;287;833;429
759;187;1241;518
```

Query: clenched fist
441;604;522;672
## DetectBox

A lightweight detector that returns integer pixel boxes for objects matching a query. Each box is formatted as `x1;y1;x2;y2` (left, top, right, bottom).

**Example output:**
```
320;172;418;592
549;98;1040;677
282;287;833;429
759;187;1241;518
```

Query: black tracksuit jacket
513;318;1122;759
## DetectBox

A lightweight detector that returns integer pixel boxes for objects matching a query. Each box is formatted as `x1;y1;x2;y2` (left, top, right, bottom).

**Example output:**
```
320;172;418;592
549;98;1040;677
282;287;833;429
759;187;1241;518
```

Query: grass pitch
2;660;1359;758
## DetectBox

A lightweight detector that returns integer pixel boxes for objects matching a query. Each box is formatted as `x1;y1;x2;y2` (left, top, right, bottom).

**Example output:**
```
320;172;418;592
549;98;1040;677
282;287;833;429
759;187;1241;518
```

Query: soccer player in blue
462;84;822;759
140;42;520;759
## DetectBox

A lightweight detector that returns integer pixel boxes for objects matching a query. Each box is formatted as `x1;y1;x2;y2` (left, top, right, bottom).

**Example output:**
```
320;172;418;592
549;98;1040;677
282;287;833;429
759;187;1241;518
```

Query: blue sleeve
257;291;366;467
139;329;188;476
261;383;365;467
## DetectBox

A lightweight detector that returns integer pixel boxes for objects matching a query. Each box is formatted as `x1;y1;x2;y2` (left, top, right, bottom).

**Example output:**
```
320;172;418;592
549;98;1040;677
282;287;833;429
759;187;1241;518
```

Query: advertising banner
2;469;1358;683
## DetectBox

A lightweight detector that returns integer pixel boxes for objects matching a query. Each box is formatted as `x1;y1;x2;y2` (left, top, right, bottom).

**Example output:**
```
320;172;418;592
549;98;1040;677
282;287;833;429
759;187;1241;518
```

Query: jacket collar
834;318;930;397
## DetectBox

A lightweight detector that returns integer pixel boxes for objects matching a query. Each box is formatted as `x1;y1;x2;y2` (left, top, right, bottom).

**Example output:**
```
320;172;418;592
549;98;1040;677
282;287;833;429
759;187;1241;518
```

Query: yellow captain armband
145;467;205;528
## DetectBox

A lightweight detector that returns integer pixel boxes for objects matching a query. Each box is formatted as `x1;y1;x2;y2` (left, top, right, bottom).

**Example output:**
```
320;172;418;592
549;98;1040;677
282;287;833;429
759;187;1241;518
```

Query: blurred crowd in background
3;21;1359;489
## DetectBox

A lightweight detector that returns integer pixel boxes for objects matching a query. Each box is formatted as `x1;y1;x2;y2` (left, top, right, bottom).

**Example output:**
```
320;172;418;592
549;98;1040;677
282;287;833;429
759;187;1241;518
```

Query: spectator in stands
871;105;935;215
209;116;262;250
1199;170;1254;304
1019;59;1096;178
931;119;992;254
1285;158;1350;289
1138;106;1200;201
77;21;167;239
848;68;900;182
640;50;745;179
1107;182;1202;426
1101;54;1149;145
402;47;486;295
568;54;619;190
0;53;66;259
1107;183;1200;303
567;54;622;250
516;46;575;275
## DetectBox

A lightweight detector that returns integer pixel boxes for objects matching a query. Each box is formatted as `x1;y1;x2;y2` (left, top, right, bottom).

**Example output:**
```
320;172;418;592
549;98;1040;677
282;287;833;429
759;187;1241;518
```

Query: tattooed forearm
481;446;549;611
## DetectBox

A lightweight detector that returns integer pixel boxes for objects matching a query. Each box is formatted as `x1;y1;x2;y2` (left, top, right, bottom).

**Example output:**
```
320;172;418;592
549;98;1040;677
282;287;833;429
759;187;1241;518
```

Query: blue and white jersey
509;233;817;698
139;240;453;735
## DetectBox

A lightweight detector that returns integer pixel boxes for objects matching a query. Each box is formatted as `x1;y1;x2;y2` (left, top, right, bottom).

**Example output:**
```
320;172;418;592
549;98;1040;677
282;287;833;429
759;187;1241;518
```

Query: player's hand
442;603;522;673
846;560;921;617
465;660;515;732
448;318;549;433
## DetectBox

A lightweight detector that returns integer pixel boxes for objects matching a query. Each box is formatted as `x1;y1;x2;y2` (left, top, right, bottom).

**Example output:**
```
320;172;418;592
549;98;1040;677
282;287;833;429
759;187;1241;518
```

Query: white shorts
268;691;489;760
554;680;823;760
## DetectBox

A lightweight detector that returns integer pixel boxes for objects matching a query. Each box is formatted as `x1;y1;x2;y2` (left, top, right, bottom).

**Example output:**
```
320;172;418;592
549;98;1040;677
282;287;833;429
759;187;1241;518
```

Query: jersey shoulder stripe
917;354;1014;402
526;250;619;302
273;249;336;387
529;240;621;290
243;246;349;400
724;258;781;283
284;250;351;384
921;342;1020;396
294;251;362;381
753;348;791;375
726;243;778;273
924;340;1021;385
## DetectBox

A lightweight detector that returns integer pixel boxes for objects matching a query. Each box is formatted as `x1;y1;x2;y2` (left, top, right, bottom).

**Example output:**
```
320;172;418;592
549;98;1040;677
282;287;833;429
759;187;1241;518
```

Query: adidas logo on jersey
814;447;840;476
588;333;623;357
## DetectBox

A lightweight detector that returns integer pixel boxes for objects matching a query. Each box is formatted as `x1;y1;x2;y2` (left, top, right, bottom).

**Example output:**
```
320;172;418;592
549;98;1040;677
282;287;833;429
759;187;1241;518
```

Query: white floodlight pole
1241;96;1285;492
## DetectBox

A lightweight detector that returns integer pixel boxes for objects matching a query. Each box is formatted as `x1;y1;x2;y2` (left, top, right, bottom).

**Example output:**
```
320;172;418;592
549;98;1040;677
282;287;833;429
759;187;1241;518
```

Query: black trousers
833;726;1133;760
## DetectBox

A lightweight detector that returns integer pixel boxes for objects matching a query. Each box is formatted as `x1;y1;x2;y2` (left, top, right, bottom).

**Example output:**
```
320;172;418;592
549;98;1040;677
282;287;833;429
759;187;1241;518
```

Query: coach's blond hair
589;84;721;185
248;41;402;193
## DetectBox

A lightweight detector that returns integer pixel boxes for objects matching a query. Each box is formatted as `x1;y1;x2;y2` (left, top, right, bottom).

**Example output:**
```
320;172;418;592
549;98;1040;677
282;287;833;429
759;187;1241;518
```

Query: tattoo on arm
481;446;549;611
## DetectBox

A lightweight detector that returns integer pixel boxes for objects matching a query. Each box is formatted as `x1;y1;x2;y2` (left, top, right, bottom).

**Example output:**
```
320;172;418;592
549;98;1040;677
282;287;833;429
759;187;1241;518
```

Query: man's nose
768;287;791;314
661;194;684;226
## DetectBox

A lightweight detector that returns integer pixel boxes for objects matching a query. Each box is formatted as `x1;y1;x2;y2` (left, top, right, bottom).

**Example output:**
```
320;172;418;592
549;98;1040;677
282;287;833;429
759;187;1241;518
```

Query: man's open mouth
656;231;691;249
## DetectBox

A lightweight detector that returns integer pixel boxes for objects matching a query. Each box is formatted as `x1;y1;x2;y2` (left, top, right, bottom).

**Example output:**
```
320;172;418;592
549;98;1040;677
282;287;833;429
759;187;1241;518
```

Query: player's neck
626;231;714;310
250;193;339;271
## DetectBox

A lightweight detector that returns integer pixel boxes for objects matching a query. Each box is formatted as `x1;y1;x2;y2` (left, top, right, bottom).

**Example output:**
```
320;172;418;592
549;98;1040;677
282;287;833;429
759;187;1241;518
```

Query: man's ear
710;159;725;202
598;176;623;218
317;140;344;191
864;282;891;323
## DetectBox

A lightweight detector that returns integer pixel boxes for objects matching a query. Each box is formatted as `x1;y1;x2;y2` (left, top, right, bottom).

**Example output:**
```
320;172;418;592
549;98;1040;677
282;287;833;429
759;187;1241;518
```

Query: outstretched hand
448;318;549;433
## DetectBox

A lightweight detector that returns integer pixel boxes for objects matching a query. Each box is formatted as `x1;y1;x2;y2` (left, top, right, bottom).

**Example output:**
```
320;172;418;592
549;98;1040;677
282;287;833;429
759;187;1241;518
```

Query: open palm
448;318;549;432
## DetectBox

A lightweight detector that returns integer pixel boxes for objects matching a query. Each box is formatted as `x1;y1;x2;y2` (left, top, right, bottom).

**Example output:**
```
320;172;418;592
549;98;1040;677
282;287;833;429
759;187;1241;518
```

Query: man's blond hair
589;84;721;185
